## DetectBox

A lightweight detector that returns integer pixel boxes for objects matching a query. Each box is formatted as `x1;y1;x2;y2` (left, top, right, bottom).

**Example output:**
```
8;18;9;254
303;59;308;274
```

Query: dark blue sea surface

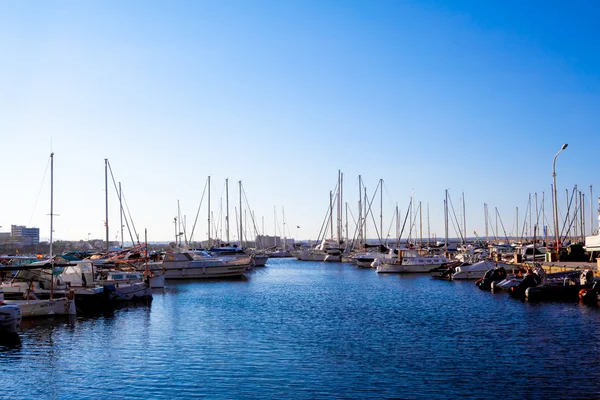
3;258;600;399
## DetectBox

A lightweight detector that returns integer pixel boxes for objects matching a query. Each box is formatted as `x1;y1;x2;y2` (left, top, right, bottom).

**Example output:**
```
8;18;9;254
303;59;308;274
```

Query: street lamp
552;143;568;260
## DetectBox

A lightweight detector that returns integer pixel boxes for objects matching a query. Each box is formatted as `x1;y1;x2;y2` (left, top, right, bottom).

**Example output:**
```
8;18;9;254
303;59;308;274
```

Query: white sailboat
4;153;76;317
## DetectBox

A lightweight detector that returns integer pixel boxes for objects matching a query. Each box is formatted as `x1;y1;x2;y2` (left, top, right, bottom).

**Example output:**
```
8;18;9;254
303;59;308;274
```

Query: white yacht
147;251;250;279
375;248;450;273
452;260;516;280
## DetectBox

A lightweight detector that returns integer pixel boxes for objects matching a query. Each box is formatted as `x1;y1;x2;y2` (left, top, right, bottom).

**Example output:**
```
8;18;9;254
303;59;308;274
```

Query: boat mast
358;175;363;246
208;176;211;248
337;170;341;243
516;207;519;243
282;206;287;251
380;179;383;244
484;203;489;244
329;190;334;240
50;152;55;299
581;191;585;242
177;200;182;247
364;186;368;244
345;202;348;244
427;203;430;246
104;158;109;253
419;201;422;248
591;185;594;235
226;178;230;243
462;192;466;245
444;190;448;252
395;203;399;246
119;182;124;248
239;180;243;248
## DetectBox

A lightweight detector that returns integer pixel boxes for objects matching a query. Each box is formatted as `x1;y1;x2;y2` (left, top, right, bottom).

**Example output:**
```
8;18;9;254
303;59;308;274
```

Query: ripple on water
3;259;600;399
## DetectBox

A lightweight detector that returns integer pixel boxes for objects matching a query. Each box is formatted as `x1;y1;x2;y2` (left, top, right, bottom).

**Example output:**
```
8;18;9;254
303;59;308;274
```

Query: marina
3;258;600;399
2;0;600;398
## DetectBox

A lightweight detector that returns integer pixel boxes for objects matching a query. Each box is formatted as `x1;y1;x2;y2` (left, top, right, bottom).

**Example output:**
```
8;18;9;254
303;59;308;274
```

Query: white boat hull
299;251;327;261
148;273;166;288
111;282;152;301
7;297;76;318
151;264;248;279
452;261;516;280
376;262;446;273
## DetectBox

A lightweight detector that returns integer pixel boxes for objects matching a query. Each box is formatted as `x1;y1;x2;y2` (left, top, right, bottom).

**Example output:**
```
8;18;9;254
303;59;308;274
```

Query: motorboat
147;251;250;279
96;270;152;301
525;269;596;302
452;260;516;280
375;248;450;273
476;266;508;290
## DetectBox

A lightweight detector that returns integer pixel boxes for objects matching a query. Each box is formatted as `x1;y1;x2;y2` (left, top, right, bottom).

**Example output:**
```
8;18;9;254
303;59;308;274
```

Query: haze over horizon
2;0;599;244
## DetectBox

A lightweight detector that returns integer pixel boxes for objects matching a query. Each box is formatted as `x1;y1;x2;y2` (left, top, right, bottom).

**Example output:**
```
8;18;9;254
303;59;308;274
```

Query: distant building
255;235;294;249
11;225;40;245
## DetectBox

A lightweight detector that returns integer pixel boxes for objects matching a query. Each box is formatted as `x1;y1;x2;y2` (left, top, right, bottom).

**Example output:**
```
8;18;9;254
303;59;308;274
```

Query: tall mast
208;176;211;248
345;202;348;244
395;203;399;245
591;185;594;235
239;181;243;248
462;192;466;245
177;200;181;247
516;207;519;242
329;190;334;239
50;153;54;260
337;170;341;243
444;190;448;251
226;178;230;243
50;153;55;299
273;206;277;247
484;203;489;243
358;175;362;245
340;172;344;243
282;206;287;250
119;182;123;248
419;201;422;247
104;158;109;253
364;186;368;243
565;189;569;241
427;203;430;245
581;191;585;242
380;179;383;243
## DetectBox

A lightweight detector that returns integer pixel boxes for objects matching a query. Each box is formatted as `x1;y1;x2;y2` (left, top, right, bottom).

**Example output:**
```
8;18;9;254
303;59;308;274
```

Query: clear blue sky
1;0;599;244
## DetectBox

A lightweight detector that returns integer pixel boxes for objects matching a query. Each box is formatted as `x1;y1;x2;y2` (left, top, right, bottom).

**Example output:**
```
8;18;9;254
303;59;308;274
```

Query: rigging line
384;207;396;246
495;208;509;242
519;196;531;240
189;178;208;243
396;199;412;244
107;162;136;245
28;156;51;226
365;180;383;242
559;186;578;241
240;183;262;247
446;192;464;242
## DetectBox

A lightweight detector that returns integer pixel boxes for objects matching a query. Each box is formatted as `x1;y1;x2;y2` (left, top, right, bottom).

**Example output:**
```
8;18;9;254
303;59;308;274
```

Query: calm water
3;258;600;399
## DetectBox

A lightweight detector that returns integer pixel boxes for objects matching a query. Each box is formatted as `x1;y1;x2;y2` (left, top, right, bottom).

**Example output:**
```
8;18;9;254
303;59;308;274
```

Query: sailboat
4;153;76;317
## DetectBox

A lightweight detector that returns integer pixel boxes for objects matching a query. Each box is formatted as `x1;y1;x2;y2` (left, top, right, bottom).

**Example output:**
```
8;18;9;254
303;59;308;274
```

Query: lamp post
552;143;568;260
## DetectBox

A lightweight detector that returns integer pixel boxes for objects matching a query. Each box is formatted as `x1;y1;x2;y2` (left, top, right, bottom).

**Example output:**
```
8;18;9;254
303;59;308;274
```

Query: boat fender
579;289;597;304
